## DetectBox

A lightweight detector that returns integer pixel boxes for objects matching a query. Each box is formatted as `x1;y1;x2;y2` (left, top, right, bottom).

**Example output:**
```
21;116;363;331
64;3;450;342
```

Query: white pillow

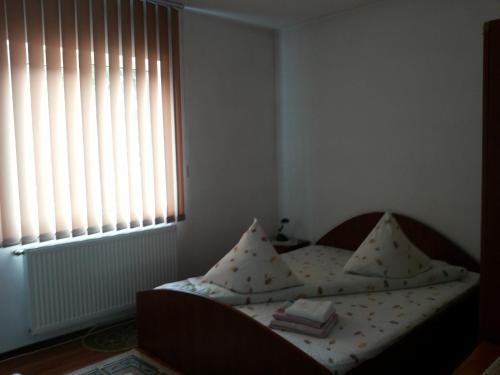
343;212;432;278
203;219;302;293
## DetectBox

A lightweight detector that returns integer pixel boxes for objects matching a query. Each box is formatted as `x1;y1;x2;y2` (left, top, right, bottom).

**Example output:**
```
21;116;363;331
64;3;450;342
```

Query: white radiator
23;225;177;335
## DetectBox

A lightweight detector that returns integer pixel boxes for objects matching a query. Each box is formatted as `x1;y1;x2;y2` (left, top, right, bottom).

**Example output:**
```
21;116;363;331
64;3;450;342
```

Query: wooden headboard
316;212;479;273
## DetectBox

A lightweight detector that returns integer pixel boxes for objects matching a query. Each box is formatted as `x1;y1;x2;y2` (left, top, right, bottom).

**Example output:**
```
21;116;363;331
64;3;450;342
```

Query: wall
177;11;277;278
278;0;500;260
0;11;277;354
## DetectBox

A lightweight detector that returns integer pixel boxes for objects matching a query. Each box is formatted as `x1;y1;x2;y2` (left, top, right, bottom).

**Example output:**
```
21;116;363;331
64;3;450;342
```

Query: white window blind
0;0;185;247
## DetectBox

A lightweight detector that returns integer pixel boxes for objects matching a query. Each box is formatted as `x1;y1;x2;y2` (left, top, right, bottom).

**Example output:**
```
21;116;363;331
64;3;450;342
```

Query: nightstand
273;239;310;254
453;342;500;374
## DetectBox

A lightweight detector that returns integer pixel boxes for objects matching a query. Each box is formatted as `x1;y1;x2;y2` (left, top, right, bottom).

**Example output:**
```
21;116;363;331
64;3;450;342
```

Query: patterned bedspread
158;245;471;305
156;246;479;374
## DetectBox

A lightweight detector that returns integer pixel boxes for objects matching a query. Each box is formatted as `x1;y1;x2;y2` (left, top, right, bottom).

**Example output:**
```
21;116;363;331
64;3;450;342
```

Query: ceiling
182;0;380;30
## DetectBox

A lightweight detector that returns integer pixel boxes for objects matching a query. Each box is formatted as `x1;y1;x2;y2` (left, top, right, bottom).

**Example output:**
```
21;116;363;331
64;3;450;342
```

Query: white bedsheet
158;245;470;305
156;245;479;374
236;272;478;374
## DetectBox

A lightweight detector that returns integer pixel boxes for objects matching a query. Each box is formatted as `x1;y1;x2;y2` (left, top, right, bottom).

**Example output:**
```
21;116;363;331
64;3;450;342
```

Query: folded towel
273;302;325;328
285;298;336;324
270;312;337;338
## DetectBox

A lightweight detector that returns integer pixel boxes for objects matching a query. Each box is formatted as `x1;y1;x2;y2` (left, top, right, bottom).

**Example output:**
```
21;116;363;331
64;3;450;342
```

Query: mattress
157;245;479;374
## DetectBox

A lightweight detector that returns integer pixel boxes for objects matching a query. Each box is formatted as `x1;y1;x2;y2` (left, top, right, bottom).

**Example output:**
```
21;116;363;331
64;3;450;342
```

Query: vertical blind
0;0;185;248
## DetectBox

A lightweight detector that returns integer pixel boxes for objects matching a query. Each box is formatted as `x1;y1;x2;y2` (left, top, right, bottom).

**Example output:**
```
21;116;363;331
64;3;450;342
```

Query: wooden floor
0;339;126;375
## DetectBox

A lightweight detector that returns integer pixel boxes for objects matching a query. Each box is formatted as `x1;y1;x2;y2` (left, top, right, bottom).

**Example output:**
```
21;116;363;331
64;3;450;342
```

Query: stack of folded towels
269;298;337;338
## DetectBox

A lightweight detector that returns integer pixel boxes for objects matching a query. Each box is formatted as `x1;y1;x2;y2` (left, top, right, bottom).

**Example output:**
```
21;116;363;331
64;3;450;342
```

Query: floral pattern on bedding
235;273;478;374
157;245;469;306
203;219;302;293
344;212;432;278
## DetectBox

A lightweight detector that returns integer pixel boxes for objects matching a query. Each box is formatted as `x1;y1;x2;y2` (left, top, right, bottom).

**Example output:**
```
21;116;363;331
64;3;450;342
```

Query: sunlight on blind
0;0;184;247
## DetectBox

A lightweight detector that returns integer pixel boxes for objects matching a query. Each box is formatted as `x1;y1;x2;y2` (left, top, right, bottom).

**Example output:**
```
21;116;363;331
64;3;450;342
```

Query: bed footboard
137;289;331;375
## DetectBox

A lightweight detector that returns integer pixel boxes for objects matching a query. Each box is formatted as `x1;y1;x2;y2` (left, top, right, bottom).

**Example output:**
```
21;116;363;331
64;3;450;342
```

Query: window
0;0;185;247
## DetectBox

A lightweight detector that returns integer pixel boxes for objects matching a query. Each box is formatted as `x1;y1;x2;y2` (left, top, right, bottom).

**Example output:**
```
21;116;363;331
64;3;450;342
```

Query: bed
136;212;479;374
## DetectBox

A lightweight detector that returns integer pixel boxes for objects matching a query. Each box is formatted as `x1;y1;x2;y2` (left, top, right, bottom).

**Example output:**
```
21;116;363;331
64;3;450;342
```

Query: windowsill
11;222;177;255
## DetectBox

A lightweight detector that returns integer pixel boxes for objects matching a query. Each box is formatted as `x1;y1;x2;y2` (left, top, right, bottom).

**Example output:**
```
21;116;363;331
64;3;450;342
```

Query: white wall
278;0;500;259
0;11;277;354
177;11;277;278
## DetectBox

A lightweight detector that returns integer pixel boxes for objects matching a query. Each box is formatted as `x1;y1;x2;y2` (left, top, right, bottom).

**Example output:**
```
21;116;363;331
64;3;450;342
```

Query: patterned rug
67;349;179;375
82;320;137;352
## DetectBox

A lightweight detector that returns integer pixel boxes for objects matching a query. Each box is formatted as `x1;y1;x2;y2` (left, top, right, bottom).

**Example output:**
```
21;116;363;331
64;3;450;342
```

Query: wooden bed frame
137;212;479;374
